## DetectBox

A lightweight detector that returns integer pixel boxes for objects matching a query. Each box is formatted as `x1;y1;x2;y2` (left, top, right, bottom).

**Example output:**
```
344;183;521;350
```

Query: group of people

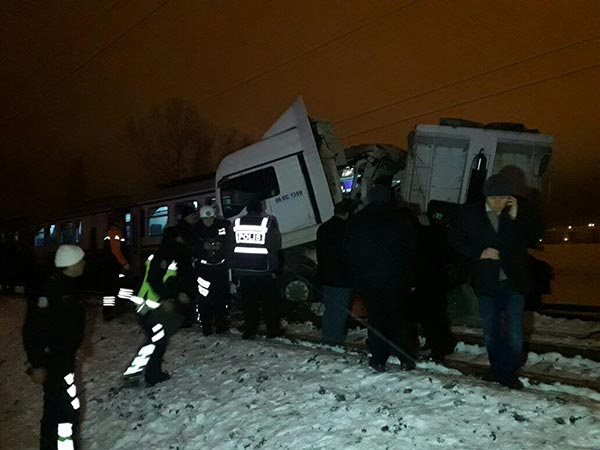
318;173;542;390
317;184;455;372
22;199;283;449
21;171;542;449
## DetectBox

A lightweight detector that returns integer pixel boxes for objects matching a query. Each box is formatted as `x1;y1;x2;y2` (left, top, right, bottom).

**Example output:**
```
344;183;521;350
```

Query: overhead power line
334;34;600;125
21;0;174;111
339;63;600;140
195;0;420;105
12;0;124;93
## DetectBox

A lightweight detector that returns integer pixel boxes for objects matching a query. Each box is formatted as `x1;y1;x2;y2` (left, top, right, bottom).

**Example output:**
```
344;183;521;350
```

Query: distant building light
588;223;595;227
567;225;572;230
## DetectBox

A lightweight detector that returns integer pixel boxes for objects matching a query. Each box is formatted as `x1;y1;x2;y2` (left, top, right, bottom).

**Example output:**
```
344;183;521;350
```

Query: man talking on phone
449;173;543;389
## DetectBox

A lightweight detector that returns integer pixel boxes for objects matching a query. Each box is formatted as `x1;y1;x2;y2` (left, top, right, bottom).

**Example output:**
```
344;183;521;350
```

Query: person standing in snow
231;199;283;339
448;173;543;389
193;205;233;335
317;199;356;345
342;185;420;372
23;245;86;450
101;211;130;321
123;227;195;386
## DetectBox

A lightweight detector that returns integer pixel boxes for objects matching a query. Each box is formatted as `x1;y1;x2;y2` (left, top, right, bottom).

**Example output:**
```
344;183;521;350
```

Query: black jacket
148;239;196;301
448;200;543;296
194;219;232;266
22;272;85;370
342;204;419;291
317;216;350;287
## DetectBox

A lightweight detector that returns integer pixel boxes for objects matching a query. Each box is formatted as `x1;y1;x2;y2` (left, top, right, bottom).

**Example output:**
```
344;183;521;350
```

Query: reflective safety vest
231;216;271;273
130;254;178;315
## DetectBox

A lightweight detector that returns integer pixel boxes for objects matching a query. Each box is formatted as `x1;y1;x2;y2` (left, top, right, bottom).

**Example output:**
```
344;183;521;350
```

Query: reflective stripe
118;288;134;299
57;423;74;450
233;217;269;245
147;254;154;261
200;258;226;266
129;296;144;305
64;373;74;385
118;273;125;278
197;276;211;289
120;238;126;242
146;299;160;309
123;344;156;376
103;296;116;306
71;398;80;410
104;236;110;240
198;286;209;297
167;261;178;271
114;235;120;240
67;385;76;398
152;324;163;333
234;247;268;254
218;227;226;235
152;330;165;342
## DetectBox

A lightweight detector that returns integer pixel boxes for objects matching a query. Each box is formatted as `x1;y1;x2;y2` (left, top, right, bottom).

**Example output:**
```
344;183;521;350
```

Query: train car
1;177;216;292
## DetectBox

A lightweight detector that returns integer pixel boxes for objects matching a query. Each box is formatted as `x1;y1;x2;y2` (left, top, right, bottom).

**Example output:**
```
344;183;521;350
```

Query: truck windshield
219;167;280;218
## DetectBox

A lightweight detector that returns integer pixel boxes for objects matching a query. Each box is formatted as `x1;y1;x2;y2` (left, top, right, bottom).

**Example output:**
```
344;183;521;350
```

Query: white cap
200;205;215;218
55;245;85;268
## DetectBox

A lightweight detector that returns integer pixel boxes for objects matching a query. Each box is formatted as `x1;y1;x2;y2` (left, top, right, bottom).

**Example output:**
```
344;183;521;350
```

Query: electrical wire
339;63;600;140
334;35;600;125
194;1;420;105
11;0;124;93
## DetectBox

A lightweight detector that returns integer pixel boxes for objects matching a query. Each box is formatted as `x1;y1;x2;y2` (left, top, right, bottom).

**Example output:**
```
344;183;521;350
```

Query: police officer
194;205;232;335
123;227;195;386
231;200;283;339
23;245;86;450
102;211;130;321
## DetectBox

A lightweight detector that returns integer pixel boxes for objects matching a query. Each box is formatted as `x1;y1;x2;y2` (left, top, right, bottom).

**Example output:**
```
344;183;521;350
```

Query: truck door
219;152;319;235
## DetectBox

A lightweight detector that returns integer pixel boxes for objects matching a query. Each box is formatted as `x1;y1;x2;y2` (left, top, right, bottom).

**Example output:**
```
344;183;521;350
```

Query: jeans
478;282;525;384
321;286;353;345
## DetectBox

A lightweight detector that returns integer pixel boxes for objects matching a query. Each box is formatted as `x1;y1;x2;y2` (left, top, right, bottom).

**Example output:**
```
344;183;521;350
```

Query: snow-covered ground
1;296;599;450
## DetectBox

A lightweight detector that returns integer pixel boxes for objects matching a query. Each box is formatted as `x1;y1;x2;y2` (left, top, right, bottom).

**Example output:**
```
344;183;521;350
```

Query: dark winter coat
448;200;543;297
22;271;86;371
194;218;233;266
317;215;350;287
342;203;419;292
148;239;196;302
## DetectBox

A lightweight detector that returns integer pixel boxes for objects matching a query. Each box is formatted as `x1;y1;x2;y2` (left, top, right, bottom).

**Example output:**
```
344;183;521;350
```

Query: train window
34;228;45;247
124;212;132;242
219;167;280;218
148;206;168;236
49;224;57;242
60;222;76;244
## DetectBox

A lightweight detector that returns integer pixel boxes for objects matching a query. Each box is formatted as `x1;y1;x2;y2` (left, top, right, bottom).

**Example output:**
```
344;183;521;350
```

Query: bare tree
126;98;252;185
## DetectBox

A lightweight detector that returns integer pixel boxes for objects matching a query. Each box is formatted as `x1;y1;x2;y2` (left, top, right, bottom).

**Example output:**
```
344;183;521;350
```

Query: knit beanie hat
55;245;85;268
483;174;513;197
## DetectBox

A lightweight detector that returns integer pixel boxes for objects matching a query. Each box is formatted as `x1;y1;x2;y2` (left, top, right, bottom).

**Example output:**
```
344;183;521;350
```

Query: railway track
269;331;600;394
451;325;600;361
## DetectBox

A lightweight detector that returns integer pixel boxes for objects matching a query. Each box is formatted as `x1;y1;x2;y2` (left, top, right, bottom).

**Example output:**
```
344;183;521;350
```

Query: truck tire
280;262;316;304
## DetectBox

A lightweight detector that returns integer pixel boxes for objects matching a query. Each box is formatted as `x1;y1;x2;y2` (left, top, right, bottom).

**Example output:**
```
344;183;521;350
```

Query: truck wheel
282;275;314;304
